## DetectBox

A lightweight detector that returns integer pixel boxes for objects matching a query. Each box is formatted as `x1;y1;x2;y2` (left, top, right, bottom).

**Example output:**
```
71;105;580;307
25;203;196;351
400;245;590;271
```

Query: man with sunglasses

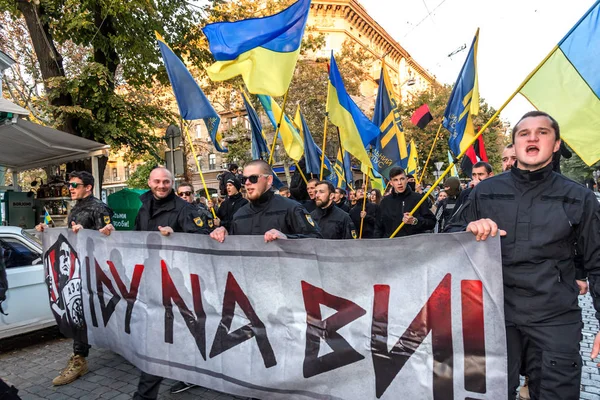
35;170;114;386
210;160;321;242
176;182;214;231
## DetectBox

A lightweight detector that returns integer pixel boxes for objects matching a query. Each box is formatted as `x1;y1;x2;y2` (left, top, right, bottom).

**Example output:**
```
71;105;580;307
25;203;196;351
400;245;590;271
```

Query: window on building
124;166;130;180
209;154;216;170
112;168;118;181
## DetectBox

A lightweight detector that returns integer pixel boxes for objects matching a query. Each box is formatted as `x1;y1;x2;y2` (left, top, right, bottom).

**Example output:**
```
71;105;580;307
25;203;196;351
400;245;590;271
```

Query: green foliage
224;123;253;167
126;155;160;189
561;144;600;183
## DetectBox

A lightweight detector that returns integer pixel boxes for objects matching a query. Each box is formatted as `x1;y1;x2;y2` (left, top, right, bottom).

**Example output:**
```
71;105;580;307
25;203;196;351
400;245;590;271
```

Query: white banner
43;229;507;400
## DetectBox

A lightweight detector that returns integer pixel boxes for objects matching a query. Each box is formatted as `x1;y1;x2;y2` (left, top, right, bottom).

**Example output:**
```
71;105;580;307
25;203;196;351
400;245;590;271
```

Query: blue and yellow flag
372;64;408;178
448;151;460;177
334;148;353;190
293;106;336;186
241;91;270;160
406;140;419;176
443;29;479;157
44;209;53;225
327;53;379;170
156;33;224;152
257;95;304;161
202;0;310;97
520;1;600;165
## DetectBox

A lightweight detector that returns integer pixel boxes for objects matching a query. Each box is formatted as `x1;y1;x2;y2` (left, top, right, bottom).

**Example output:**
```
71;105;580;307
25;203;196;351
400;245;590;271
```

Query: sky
358;0;597;126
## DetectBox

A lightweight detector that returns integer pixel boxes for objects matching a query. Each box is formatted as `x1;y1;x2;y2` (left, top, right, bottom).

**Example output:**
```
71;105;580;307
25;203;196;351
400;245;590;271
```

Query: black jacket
216;192;248;233
135;190;209;234
334;199;350;213
349;201;380;239
231;190;322;238
375;187;435;238
301;199;317;213
311;203;356;239
68;195;113;230
446;164;600;325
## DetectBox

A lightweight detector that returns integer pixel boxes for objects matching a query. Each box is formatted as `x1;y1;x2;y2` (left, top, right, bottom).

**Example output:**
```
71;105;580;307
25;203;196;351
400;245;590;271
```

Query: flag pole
294;161;309;185
268;90;289;165
418;124;443;183
388;31;564;238
181;119;217;218
359;169;371;239
319;114;329;180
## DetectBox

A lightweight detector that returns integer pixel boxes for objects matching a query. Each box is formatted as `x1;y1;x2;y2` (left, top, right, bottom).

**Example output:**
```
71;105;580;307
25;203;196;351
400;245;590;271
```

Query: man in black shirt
36;171;113;386
214;177;248;233
311;181;356;239
210;160;321;243
333;187;350;213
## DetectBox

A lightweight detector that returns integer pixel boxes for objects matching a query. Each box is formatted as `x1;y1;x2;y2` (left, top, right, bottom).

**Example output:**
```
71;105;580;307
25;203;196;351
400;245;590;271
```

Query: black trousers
506;322;582;400
73;339;91;357
132;371;163;400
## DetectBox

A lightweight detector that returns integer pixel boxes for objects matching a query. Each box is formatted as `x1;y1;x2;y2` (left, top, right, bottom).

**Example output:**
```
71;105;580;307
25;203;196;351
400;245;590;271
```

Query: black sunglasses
242;174;269;184
177;191;192;196
68;182;83;189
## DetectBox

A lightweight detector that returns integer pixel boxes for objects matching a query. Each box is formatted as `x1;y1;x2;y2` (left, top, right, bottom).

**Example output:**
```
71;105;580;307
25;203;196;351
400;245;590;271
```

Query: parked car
0;226;55;339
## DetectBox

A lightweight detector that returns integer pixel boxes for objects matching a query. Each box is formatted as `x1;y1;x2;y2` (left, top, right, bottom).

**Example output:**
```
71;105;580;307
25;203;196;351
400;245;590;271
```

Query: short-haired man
502;144;517;172
333;187;350;213
374;167;435;238
302;178;319;212
278;186;291;198
219;163;239;196
133;168;209;399
446;111;600;400
214;177;248;233
311;181;356;239
454;161;494;213
36;170;114;386
210;160;321;242
177;182;214;231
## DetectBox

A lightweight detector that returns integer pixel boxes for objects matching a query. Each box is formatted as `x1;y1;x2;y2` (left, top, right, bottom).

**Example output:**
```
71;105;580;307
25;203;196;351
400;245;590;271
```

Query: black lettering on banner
161;260;207;360
301;281;366;378
85;257;98;327
95;259;121;326
371;274;453;399
209;272;276;368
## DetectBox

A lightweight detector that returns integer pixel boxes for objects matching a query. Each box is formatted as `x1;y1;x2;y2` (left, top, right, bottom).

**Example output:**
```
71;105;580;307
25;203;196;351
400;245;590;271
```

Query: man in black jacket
446;111;600;400
374;167;435;238
133;167;208;399
311;181;356;239
333;187;350;213
349;187;379;239
214;177;248;233
210;160;321;242
176;182;214;231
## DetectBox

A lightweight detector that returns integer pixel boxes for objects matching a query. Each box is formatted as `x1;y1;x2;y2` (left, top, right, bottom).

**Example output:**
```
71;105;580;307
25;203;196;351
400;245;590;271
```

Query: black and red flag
460;134;488;177
410;104;434;129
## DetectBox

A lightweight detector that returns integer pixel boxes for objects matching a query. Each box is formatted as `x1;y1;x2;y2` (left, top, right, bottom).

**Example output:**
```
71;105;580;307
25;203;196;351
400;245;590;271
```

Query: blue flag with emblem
156;32;224;152
241;91;270;160
443;29;479;157
372;65;407;178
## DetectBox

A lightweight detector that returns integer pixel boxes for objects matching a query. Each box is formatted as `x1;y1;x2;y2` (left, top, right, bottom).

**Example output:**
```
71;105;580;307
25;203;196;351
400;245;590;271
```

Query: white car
0;226;55;339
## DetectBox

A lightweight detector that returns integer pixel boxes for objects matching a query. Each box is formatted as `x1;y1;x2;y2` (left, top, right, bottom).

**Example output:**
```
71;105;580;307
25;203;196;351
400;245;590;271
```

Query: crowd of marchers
29;111;600;400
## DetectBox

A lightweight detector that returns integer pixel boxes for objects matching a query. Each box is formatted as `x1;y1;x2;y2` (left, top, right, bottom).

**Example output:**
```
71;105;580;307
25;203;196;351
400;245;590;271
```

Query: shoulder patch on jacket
351;229;357;239
305;214;315;227
103;216;111;224
208;219;214;228
194;217;204;227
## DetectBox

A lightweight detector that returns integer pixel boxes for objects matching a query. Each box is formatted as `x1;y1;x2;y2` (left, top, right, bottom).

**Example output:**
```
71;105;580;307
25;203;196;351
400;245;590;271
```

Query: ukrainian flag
520;1;600;166
156;33;224;152
406;140;419;176
241;91;270;160
44;209;53;225
327;52;379;170
202;0;310;97
372;64;408;178
257;95;304;161
443;29;479;157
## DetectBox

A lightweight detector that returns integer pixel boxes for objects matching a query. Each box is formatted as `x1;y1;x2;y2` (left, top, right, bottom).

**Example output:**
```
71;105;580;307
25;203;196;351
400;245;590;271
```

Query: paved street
1;295;599;400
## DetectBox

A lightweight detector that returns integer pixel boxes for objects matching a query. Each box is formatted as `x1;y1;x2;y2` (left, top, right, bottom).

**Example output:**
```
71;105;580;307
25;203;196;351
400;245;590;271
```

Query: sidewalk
1;295;599;399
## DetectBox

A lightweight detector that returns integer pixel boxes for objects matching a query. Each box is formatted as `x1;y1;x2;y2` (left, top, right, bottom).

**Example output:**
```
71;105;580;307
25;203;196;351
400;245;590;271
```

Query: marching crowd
32;111;600;400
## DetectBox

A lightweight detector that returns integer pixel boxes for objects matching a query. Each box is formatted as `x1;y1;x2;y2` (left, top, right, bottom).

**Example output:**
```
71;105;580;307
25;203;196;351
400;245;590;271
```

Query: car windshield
22;229;42;247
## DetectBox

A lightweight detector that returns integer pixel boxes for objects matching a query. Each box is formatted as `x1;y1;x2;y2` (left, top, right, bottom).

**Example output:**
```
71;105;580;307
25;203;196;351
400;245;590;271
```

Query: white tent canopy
0;98;29;116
